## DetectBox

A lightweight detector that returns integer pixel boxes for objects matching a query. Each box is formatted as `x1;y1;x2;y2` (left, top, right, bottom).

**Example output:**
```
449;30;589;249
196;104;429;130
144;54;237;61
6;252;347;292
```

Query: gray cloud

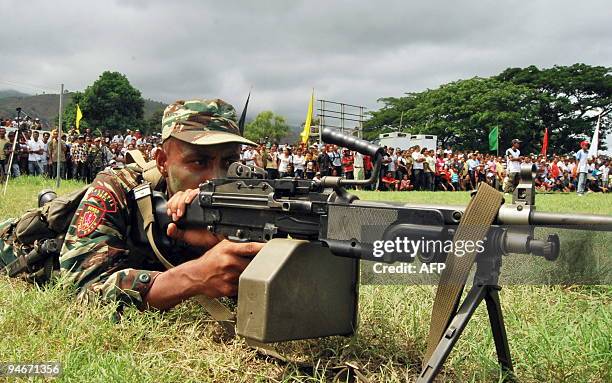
1;0;611;132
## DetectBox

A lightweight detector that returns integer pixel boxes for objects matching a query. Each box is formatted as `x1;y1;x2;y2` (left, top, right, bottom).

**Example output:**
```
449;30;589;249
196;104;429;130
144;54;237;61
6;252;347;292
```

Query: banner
488;126;498;152
541;127;548;156
238;90;251;135
301;89;314;144
588;114;601;157
75;104;83;133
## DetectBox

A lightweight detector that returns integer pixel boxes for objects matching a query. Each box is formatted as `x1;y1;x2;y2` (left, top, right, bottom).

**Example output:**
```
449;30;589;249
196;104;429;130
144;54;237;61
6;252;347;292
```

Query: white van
378;132;411;149
408;134;437;151
378;132;437;151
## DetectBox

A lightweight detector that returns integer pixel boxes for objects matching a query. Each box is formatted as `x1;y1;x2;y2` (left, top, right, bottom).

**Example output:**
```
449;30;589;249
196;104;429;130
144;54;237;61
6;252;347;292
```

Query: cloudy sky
1;0;610;129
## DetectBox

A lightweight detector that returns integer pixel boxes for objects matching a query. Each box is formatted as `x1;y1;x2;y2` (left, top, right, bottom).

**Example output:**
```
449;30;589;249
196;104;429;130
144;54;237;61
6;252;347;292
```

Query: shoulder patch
76;186;119;238
88;186;118;213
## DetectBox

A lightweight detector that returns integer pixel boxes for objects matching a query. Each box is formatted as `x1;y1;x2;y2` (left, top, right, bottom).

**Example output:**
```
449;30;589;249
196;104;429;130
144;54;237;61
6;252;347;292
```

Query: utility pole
56;83;63;188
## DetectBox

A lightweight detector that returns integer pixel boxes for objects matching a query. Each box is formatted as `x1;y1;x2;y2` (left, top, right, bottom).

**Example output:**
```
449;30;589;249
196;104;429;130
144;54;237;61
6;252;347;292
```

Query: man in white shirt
242;147;256;166
504;139;523;193
575;141;591;195
42;132;50;176
27;130;45;176
353;151;364;181
123;130;134;146
599;160;610;188
292;148;305;178
411;146;425;190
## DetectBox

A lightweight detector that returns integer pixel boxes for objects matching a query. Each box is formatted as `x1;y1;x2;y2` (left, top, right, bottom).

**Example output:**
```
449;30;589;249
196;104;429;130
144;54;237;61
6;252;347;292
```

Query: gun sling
132;182;236;335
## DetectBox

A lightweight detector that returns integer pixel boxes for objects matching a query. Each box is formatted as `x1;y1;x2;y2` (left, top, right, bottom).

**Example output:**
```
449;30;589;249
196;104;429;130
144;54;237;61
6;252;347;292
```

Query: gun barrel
530;211;612;231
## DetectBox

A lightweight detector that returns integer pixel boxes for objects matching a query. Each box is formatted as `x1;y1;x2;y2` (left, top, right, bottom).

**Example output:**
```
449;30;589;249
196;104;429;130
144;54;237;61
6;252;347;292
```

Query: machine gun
149;128;612;382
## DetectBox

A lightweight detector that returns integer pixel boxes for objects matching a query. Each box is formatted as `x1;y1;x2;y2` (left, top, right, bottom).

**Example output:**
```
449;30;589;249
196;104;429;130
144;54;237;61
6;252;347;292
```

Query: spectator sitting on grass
382;171;399;191
399;174;413;191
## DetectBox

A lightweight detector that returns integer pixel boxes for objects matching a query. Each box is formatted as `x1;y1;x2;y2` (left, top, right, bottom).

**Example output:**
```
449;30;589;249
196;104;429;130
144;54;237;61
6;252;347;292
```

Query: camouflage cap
161;98;256;146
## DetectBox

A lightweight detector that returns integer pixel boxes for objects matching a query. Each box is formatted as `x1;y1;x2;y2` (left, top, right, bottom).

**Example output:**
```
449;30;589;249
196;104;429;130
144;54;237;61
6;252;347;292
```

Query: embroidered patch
76;204;106;237
88;186;118;213
76;186;119;238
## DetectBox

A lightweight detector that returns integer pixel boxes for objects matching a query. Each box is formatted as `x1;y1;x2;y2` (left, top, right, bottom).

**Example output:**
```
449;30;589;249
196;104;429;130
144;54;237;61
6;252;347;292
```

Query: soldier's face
157;138;241;196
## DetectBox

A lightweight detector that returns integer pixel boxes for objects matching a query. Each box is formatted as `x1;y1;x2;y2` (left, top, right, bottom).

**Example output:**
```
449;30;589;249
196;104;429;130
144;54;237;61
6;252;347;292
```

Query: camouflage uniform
58;99;255;310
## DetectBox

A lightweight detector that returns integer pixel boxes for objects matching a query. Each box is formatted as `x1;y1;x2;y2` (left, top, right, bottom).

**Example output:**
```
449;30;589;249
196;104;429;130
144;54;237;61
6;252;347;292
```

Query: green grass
0;177;610;382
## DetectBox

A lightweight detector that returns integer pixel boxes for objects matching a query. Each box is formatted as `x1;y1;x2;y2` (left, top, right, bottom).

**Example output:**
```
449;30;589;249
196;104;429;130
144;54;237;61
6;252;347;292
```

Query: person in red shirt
341;149;354;179
382;171;399;191
550;156;560;179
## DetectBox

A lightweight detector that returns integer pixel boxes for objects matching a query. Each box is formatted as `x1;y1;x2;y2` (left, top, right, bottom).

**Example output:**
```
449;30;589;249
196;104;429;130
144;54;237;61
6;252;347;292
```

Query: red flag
541;127;548;156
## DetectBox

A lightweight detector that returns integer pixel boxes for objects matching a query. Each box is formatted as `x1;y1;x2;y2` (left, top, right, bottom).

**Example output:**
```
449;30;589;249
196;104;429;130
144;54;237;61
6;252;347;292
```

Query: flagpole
56;83;63;189
497;126;499;157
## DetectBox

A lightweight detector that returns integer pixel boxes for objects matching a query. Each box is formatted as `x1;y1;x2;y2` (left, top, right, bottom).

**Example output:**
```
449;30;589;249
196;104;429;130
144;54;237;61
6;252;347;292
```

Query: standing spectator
353;150;364;182
278;147;293;177
0;127;7;180
90;137;114;178
265;144;279;179
305;149;317;179
329;145;342;176
504;139;523;194
411;145;425;190
293;148;305;178
450;167;460;191
242;146;256;166
48;129;67;179
42;132;50;176
466;153;480;187
575;140;591;196
600;160;610;189
253;145;264;168
18;134;29;175
124;130;134;147
424;149;436;191
70;135;88;180
317;145;332;176
341;149;354;180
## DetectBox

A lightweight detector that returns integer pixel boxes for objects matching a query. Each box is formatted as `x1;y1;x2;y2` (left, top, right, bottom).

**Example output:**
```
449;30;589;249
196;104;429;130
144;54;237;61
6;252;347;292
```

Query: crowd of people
239;139;611;195
0;119;161;183
1;117;610;195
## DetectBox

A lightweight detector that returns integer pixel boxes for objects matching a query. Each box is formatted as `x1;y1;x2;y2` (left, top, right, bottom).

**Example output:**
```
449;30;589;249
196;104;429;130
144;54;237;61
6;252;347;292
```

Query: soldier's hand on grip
193;240;264;297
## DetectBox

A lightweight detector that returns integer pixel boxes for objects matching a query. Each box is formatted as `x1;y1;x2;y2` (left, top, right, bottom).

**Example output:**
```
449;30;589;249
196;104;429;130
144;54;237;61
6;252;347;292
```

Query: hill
0;90;167;129
0;89;30;99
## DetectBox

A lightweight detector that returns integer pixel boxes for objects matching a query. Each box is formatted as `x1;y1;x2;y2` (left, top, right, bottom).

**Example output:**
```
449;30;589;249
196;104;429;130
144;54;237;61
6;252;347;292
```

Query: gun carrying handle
320;128;385;188
321;127;385;159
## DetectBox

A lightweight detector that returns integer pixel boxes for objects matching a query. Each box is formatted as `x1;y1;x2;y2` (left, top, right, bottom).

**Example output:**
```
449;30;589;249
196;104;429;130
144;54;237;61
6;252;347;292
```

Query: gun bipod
418;249;514;383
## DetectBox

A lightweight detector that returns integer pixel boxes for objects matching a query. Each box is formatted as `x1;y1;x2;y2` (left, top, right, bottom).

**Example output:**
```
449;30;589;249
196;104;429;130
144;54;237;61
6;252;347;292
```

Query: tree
144;109;165;135
62;71;145;134
366;77;541;152
365;64;611;154
244;111;290;143
496;64;611;153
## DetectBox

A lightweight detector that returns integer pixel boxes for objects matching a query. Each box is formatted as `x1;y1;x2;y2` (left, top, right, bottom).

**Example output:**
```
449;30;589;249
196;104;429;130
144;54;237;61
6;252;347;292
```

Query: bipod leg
484;285;514;381
417;284;487;383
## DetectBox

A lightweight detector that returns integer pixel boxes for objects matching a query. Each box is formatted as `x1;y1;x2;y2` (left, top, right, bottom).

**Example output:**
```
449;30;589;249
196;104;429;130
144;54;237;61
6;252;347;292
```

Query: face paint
164;139;241;196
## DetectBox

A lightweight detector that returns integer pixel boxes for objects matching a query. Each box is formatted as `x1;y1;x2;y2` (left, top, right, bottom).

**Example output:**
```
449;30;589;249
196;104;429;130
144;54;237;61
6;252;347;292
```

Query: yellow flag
300;89;315;144
75;104;83;133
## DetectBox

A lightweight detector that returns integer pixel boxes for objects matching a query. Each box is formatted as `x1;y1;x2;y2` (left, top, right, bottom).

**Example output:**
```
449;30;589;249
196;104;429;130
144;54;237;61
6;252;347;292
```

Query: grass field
0;177;610;382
